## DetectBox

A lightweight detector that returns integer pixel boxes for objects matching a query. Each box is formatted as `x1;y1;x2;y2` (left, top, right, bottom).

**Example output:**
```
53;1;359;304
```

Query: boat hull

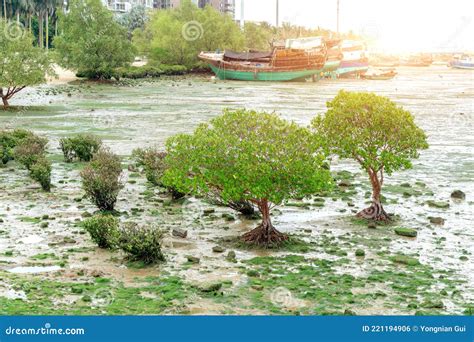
209;65;324;81
322;60;341;72
336;60;369;77
449;61;474;70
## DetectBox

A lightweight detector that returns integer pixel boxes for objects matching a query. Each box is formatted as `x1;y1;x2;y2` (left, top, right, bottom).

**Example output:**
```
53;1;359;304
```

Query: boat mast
276;0;279;27
336;0;340;34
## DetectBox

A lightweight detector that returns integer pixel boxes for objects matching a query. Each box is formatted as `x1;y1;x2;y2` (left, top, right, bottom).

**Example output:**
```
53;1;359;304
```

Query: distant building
101;0;155;13
155;0;235;17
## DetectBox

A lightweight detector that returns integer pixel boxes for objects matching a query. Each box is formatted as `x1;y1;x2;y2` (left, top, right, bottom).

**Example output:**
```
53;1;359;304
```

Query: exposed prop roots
357;201;391;221
241;222;288;246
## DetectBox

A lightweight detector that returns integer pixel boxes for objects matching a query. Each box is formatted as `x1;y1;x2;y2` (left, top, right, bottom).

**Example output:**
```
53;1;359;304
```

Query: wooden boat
361;69;397;80
336;40;369;77
449;55;474;70
199;37;329;82
400;54;432;67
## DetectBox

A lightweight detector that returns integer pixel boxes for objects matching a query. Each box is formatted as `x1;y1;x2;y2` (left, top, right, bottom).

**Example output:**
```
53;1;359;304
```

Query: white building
101;0;155;13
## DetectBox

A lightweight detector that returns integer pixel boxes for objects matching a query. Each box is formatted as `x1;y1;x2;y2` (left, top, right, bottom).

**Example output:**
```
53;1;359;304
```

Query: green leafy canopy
0;19;54;97
54;0;135;79
312;90;429;175
162;109;333;206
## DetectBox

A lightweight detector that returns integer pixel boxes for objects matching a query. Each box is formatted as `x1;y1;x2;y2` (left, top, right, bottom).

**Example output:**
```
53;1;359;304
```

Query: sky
234;0;474;53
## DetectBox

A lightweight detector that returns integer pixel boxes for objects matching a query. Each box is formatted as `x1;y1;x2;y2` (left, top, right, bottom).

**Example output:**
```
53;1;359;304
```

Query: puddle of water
8;266;61;274
18;235;44;244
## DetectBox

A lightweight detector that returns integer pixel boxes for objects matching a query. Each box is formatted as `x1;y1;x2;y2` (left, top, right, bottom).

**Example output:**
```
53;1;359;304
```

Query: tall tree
55;0;135;79
0;19;54;107
312;91;429;221
163;109;332;246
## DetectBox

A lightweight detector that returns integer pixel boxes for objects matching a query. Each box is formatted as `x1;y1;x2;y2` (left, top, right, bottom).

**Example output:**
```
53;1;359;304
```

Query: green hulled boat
199;40;329;82
208;64;325;82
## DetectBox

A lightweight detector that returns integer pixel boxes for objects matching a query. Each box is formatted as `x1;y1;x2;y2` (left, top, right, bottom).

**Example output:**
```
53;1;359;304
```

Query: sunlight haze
235;0;474;52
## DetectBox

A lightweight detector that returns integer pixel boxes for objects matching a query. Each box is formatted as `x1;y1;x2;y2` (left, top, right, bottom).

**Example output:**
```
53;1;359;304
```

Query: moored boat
361;69;397;80
199;37;329;82
336;40;369;77
449;55;474;70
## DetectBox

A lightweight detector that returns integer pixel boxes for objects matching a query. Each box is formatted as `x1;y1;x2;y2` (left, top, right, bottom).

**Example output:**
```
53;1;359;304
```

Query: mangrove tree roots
356;201;391;221
241;222;288;246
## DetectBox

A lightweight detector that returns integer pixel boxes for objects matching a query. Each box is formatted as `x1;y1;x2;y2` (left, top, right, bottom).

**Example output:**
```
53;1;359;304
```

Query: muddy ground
0;66;473;315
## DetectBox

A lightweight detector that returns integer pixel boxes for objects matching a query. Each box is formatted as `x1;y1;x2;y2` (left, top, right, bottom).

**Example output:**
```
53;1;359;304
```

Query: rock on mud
172;228;188;238
186;255;200;264
429;217;445;225
395;228;418;238
451;190;466;200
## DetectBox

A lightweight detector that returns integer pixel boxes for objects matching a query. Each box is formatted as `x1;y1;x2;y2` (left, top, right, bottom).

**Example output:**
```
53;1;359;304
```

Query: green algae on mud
1;68;473;315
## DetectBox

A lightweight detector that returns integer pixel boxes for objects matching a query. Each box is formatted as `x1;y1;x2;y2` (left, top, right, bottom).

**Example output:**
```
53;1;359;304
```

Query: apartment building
101;0;155;13
155;0;235;16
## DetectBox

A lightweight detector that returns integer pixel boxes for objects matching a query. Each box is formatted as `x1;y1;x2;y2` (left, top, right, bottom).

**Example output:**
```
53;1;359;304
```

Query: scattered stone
421;300;444;309
303;229;312;233
198;282;222;293
172;228;188;238
343;309;356;315
203;208;215;215
71;286;83;294
221;213;235;221
338;180;352;187
246;270;260;277
395;228;418;238
451;190;466;200
390;255;420;266
186;255;200;264
355;249;365;257
212;246;225;253
429;217;445;225
400;182;411;188
82;295;92;302
251;285;264;291
426;200;450;209
367;222;377;229
226;250;236;262
459;256;468;261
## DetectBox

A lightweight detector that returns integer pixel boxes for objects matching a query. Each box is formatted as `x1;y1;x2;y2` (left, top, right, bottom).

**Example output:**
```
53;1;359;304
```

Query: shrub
60;134;102;162
132;147;185;199
80;148;123;211
13;135;48;170
119;223;165;264
114;64;187;79
132;147;167;185
0;129;35;164
29;158;52;191
82;214;120;249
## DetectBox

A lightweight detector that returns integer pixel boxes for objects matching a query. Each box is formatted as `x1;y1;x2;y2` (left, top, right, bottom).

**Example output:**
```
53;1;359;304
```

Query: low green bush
13;135;48;170
132;147;167;185
29;157;52;191
119;223;165;264
82;214;120;249
60;134;102;162
114;64;187;79
80;148;123;211
132;147;184;199
0;129;35;164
